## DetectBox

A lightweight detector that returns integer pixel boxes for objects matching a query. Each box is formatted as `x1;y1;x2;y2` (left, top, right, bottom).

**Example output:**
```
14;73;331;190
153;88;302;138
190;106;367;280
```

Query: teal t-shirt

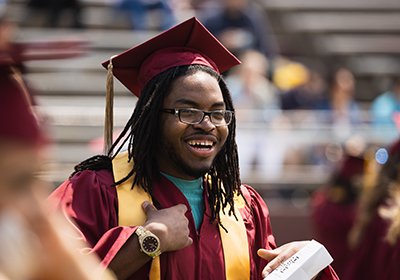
161;173;204;230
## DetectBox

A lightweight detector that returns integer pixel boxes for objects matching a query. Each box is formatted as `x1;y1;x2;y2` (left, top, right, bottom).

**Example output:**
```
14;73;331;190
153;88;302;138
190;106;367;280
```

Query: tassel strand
104;58;115;155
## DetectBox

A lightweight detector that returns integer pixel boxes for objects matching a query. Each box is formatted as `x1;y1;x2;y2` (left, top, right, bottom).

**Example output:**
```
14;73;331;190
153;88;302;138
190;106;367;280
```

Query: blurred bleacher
262;0;400;102
6;0;400;244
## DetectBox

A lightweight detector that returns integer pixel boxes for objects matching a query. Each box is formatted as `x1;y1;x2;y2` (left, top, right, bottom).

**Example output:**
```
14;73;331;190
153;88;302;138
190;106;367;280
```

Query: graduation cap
389;138;400;158
0;65;45;147
337;154;365;181
101;17;240;154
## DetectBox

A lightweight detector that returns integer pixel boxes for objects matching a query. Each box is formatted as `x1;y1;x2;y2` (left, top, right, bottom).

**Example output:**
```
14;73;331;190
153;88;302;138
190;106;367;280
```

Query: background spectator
201;0;278;61
227;49;279;118
311;138;367;278
343;139;400;279
115;0;175;30
280;70;327;110
0;62;114;280
371;77;400;126
27;0;85;29
227;49;283;179
315;67;362;142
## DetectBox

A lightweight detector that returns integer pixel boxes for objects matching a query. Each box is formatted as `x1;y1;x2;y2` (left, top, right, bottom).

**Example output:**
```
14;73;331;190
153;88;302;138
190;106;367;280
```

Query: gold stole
113;151;250;280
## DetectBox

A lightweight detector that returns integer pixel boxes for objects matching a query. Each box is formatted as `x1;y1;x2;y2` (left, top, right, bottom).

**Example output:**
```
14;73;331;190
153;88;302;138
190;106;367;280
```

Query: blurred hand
142;202;193;253
0;190;115;280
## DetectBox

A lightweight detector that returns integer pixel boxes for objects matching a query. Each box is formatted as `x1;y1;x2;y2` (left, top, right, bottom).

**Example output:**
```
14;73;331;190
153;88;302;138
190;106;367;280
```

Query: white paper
264;240;333;280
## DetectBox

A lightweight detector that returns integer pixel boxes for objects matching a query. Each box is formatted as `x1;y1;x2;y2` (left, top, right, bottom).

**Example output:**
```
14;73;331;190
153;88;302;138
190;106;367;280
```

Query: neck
161;172;202;186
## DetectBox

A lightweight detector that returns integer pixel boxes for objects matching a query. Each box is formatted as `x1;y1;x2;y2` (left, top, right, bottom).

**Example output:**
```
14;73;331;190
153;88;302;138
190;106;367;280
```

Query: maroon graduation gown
311;190;356;278
342;212;400;280
49;169;338;279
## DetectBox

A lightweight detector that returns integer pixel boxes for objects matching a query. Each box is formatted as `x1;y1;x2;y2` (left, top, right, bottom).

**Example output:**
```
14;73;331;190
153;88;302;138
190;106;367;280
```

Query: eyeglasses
161;108;233;126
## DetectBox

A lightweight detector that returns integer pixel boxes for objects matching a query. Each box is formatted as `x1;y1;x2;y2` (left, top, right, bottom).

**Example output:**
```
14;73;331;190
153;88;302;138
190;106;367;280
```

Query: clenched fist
142;202;193;253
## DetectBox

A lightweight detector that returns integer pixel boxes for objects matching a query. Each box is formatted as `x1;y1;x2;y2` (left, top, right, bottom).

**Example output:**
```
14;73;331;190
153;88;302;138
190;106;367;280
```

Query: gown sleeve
48;169;137;267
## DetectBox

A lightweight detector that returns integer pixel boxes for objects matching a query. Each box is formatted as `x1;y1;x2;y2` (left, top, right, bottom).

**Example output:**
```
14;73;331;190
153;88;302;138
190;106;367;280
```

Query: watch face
142;236;159;253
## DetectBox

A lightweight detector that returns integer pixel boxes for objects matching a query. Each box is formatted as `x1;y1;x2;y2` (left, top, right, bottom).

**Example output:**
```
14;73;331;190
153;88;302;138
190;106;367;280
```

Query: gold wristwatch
135;226;161;258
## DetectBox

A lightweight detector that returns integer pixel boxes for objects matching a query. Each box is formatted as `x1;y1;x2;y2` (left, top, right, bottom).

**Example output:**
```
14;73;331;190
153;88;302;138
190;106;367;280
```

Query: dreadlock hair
107;64;242;225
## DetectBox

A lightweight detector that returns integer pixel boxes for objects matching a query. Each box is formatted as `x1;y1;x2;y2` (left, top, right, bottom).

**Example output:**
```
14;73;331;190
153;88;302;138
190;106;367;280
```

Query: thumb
257;248;279;261
142;201;157;214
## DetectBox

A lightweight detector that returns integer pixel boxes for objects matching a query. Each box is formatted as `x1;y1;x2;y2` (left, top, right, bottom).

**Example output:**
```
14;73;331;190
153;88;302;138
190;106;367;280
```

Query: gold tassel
104;57;115;156
10;66;44;128
10;66;32;106
362;146;378;191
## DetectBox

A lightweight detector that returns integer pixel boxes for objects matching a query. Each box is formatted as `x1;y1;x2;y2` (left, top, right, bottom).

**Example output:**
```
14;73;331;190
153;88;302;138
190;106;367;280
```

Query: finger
173;203;188;213
186;237;193;247
261;247;298;277
262;265;272;279
142;201;157;213
261;253;286;278
257;248;279;261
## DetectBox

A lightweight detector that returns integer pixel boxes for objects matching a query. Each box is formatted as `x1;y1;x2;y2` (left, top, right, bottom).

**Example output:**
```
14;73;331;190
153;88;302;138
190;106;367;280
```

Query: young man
50;18;338;279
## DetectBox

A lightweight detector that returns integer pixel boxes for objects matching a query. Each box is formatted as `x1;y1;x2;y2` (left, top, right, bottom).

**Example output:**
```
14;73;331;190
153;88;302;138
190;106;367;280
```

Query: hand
257;240;309;278
142;202;193;253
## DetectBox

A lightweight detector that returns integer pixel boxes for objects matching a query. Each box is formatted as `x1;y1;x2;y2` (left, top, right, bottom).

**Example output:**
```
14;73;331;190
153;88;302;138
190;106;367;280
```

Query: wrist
143;223;168;252
135;226;162;258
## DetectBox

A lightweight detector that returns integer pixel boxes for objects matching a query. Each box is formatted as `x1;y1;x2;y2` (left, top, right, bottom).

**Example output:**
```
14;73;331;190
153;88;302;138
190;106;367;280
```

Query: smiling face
157;70;229;179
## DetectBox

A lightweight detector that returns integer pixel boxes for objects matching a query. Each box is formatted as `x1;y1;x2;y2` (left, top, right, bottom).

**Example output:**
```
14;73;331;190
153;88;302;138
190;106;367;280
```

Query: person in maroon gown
311;149;366;278
0;61;115;280
342;138;400;280
49;17;338;280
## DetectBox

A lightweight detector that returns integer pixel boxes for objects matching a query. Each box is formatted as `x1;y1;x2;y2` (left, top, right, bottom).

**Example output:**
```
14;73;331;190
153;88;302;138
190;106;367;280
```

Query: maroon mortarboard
102;17;240;97
101;17;240;154
0;66;45;147
337;155;365;181
389;138;400;157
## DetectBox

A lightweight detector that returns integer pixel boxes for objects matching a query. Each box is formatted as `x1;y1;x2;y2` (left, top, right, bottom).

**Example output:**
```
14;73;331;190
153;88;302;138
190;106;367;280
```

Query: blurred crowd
1;0;400;279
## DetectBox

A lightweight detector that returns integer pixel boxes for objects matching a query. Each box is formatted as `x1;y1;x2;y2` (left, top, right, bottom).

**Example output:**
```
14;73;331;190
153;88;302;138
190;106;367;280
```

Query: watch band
135;226;162;258
136;226;147;236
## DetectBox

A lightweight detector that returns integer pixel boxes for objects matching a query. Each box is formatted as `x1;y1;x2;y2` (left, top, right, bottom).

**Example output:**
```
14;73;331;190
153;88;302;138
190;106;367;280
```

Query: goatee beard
166;146;212;178
180;164;210;178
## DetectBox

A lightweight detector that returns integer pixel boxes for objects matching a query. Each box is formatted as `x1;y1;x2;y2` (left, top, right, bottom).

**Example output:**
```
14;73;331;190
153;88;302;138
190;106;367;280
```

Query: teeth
187;140;213;147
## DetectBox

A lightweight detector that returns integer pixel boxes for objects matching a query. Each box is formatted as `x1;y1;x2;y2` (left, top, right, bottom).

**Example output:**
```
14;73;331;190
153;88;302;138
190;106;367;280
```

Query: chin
182;164;211;178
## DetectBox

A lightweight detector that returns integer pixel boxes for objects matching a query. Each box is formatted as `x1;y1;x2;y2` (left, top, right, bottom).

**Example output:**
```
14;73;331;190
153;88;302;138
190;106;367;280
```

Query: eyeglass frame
161;108;234;126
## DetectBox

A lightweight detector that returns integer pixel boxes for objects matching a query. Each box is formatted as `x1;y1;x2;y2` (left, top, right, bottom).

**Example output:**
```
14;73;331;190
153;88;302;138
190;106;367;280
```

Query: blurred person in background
0;9;26;73
304;67;363;168
275;61;328;171
0;11;112;278
316;67;361;129
0;6;87;70
311;137;367;278
371;77;400;126
226;49;283;179
279;70;326;110
273;57;310;95
201;0;278;65
342;138;400;280
115;0;176;30
0;60;115;279
26;0;85;28
226;49;279;119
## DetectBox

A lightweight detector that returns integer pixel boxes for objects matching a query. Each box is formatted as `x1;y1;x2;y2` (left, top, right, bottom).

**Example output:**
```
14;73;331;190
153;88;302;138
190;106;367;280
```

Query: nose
193;115;215;131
